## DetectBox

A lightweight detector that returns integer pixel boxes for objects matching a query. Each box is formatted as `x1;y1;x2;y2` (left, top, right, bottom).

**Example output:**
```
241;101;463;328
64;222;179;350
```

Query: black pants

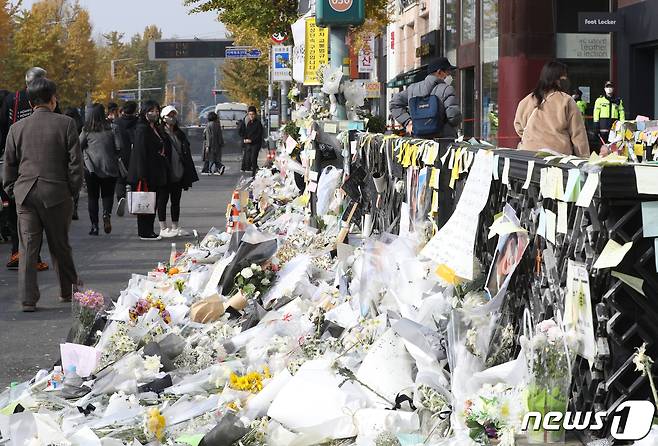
137;213;156;237
202;160;224;173
85;171;117;226
242;144;259;176
157;183;183;223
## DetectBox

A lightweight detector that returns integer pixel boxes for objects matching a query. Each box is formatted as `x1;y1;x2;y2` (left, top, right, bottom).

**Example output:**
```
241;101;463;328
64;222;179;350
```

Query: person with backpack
390;57;462;140
79;103;121;236
159;105;199;237
113;101;138;217
0;67;51;272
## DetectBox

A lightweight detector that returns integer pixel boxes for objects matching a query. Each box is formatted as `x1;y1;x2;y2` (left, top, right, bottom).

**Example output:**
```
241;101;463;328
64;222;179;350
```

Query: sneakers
116;197;126;217
159;228;177;238
6;253;49;271
103;214;112;234
219;165;226;175
140;233;162;241
174;228;191;237
22;304;37;312
6;252;19;270
89;225;99;236
201;171;211;176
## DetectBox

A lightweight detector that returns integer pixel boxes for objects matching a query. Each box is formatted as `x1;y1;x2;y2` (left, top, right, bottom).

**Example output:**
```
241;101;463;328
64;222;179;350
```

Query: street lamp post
138;69;156;109
110;58;133;100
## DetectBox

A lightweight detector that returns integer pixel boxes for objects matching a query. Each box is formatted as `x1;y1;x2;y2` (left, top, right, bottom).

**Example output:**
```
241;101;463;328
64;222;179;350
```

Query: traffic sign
316;0;364;26
117;92;136;101
272;33;288;44
225;47;262;59
148;40;234;60
329;0;353;12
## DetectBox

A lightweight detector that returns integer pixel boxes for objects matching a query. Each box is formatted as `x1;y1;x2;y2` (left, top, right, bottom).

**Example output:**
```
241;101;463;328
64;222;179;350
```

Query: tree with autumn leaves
184;0;392;108
0;0;166;109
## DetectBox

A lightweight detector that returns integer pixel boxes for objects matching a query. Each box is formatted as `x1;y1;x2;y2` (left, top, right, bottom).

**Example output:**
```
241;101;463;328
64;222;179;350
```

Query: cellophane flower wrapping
71;290;106;345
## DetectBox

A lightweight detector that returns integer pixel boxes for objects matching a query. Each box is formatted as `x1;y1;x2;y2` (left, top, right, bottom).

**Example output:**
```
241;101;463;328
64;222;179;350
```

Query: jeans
202;160;224;173
85;171;117;226
157;183;183;223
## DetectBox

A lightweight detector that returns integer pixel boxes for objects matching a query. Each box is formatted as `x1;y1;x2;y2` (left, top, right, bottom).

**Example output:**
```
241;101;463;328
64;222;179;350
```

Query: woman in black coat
159;105;199;237
127;100;169;240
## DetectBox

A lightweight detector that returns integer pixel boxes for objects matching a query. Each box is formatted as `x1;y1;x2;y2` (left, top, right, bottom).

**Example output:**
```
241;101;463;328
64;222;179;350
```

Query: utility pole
281;81;289;124
329;28;348;120
138;69;156;109
213;66;218;105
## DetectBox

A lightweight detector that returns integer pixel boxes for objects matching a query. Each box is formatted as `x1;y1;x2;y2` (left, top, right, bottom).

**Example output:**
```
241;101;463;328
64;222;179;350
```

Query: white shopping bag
128;191;156;214
127;181;156;215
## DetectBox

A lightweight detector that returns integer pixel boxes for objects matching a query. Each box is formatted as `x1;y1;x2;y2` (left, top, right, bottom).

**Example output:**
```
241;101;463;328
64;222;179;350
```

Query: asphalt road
0;144;250;388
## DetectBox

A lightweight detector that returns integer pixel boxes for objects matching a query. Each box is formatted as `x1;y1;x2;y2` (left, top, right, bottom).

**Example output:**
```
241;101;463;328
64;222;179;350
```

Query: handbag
117;157;128;178
127;180;156;215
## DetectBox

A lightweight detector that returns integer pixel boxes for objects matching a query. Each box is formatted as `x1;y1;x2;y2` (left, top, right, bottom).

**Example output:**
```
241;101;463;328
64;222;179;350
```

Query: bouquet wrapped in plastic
71;290;106;345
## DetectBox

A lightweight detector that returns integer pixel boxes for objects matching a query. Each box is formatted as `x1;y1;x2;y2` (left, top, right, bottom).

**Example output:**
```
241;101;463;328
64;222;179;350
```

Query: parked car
197;105;216;126
215;102;249;130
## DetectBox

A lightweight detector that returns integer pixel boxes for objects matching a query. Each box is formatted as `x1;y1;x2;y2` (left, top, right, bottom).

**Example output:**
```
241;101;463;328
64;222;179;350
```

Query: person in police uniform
572;88;588;116
593;81;625;144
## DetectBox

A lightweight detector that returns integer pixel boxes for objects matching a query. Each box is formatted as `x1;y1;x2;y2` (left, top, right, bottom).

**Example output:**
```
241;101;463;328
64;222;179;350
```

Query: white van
215;102;248;130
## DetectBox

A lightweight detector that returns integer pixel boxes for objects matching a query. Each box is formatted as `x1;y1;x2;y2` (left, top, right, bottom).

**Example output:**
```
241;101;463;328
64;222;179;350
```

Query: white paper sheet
545;209;557;245
557;201;568;234
202;253;235;297
501;157;510;186
564;260;596;365
421;150;493;280
635;166;658;195
60;343;100;378
576;172;599;208
593;239;633;269
563;169;581;203
522;160;534;189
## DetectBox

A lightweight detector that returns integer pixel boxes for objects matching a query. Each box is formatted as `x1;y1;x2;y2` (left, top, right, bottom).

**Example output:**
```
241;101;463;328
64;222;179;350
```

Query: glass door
461;67;475;138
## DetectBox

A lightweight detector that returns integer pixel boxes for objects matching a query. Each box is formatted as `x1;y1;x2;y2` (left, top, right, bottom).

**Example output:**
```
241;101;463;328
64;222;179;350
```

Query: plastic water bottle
51;366;64;389
169;243;177;266
9;382;18;401
63;365;83;388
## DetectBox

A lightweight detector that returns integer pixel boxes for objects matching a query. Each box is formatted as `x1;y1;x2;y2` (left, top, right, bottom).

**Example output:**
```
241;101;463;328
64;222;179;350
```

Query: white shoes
159;228;177;238
159;227;191;238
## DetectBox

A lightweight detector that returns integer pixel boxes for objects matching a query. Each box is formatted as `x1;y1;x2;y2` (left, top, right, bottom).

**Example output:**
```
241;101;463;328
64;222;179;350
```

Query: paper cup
373;173;388;194
226;291;248;311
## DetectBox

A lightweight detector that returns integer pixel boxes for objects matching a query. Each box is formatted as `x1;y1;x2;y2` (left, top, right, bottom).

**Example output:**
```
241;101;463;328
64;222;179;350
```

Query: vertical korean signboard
358;36;376;73
272;45;292;81
303;17;329;85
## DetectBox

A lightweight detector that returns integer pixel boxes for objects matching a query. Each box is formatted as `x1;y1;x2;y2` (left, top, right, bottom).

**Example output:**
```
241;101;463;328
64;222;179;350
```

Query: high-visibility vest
593;95;625;123
576;100;587;116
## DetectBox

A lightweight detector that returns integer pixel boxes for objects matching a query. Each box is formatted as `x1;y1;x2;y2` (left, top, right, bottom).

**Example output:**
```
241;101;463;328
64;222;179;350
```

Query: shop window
481;0;498;142
444;0;458;63
461;0;476;42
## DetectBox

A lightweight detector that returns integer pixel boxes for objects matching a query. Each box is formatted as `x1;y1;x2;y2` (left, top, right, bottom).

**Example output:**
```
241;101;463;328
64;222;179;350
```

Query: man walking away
239;106;264;177
0;67;51;271
202;111;225;175
114;101;138;217
594;81;625;146
3;78;83;312
390;57;462;140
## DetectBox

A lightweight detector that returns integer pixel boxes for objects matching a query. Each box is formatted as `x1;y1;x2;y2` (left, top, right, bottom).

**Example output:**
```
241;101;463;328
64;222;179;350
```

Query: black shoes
89;225;99;236
103;214;112;234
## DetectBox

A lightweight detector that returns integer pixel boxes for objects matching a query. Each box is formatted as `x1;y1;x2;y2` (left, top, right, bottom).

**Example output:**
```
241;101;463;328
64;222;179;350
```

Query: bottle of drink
9;382;18;401
51;366;64;389
169;242;177;266
63;365;83;388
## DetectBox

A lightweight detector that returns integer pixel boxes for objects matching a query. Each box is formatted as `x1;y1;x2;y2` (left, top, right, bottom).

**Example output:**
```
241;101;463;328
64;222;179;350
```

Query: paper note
576;172;599;207
324;122;337;134
557;202;568;234
203;253;234;297
635;166;658;195
307;181;318;193
399;202;410;236
537;208;547;239
430;168;440;189
426;143;439;165
492;155;500;180
539;168;548;198
545;209;557;245
309;170;319;182
564;260;596;364
570;159;587;166
501;157;510;185
286;136;298;154
641;202;658;237
431;191;439;213
522;160;534;189
611;271;645;297
544;155;563;163
60;343;101;378
309;130;317;141
593;239;633;269
563;169;581;203
634;143;645;156
421;150;494;280
488;221;527;239
559;155;576;164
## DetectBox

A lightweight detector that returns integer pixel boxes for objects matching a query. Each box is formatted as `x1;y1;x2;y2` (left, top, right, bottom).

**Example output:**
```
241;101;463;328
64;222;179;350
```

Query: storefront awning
386;65;428;89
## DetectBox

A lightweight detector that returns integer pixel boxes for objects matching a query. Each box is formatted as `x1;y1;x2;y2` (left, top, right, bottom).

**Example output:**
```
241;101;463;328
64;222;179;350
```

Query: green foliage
185;0;298;38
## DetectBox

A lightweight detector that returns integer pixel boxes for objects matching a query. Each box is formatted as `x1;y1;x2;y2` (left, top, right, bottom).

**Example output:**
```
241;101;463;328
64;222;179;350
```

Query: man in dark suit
3;78;83;312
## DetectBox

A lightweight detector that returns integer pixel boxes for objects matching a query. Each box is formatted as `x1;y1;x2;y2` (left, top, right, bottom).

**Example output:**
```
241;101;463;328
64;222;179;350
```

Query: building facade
386;0;614;146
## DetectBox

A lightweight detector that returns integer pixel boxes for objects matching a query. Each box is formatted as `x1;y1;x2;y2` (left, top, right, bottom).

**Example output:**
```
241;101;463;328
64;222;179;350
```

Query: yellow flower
435;264;463;285
145;407;166;440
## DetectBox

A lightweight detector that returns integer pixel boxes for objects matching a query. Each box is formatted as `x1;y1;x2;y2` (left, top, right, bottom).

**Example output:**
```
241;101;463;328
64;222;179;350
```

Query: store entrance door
630;44;657;119
461;67;475;138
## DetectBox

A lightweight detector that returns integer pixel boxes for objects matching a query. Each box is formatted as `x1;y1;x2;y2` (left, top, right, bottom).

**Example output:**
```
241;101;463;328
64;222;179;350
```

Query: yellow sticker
625;129;634;140
431;190;439;213
634;143;645;156
429;168;440;189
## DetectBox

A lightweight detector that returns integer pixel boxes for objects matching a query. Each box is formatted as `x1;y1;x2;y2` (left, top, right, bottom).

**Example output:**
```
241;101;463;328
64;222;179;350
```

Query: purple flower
484;425;498;439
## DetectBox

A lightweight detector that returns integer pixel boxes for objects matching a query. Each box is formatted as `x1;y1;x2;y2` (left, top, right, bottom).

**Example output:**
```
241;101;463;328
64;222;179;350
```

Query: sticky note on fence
635;166;658;195
641;202;658;238
576;172;599;208
563;169;581;203
522;161;534;190
593;239;633;269
557;202;568;234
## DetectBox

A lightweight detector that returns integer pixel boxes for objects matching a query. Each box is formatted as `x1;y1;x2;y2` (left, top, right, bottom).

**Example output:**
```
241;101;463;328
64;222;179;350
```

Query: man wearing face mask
593;81;625;143
390;57;462;140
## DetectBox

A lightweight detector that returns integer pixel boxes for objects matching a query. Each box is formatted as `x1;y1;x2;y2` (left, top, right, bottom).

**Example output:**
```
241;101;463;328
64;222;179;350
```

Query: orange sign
329;0;353;12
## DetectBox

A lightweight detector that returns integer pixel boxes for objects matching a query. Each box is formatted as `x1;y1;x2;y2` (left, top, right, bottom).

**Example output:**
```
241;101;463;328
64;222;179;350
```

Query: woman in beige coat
514;61;590;157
